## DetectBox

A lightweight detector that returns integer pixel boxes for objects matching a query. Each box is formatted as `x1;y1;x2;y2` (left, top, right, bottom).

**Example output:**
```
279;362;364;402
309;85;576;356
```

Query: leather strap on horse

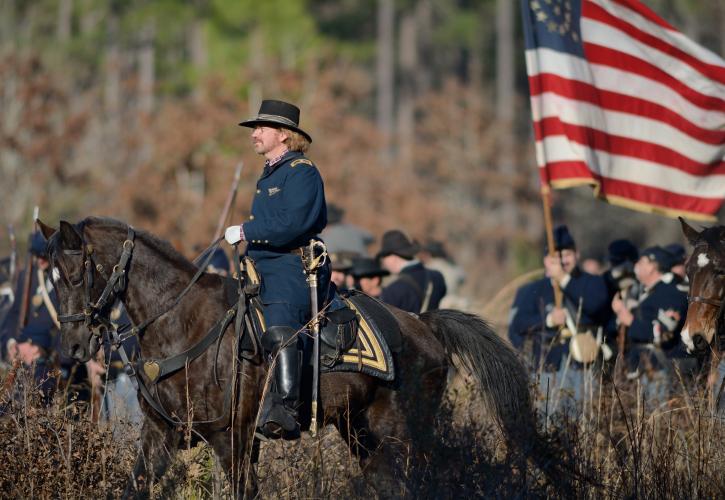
127;242;260;427
139;306;237;383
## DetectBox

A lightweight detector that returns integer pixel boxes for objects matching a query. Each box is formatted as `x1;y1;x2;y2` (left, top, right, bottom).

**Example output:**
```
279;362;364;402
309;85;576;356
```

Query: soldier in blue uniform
224;99;332;438
611;246;689;381
377;230;447;313
1;232;61;403
508;226;609;406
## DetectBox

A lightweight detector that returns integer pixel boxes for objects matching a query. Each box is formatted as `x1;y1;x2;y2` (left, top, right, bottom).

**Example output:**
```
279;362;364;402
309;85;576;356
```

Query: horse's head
680;217;725;354
39;217;135;362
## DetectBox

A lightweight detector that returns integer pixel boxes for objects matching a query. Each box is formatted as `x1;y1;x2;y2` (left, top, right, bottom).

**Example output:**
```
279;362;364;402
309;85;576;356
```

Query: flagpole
540;184;563;308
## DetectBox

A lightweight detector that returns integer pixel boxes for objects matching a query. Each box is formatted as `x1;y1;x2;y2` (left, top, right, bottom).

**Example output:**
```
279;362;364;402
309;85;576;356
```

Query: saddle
231;257;400;381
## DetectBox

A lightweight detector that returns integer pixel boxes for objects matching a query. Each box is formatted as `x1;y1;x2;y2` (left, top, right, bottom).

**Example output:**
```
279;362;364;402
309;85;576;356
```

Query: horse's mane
81;216;198;272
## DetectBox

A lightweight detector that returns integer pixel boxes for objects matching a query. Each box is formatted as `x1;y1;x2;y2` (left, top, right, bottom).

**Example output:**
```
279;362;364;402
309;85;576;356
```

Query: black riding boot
258;326;301;439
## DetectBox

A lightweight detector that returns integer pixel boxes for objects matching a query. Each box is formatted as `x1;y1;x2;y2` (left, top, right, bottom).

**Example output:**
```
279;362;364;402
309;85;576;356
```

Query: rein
687;295;723;308
55;224;250;427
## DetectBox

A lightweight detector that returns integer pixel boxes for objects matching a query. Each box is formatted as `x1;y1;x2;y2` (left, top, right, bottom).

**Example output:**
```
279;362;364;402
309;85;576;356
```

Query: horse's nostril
693;335;709;349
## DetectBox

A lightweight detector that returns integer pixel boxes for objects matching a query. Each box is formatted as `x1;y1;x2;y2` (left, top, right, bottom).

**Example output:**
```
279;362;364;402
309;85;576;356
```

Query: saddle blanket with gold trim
319;292;401;381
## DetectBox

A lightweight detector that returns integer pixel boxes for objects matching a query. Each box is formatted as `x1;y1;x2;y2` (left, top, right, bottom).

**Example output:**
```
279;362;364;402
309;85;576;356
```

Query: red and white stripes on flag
522;0;725;220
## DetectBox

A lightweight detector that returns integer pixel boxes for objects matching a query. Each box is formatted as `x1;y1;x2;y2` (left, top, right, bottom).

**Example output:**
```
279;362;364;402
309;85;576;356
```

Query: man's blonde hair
282;129;310;153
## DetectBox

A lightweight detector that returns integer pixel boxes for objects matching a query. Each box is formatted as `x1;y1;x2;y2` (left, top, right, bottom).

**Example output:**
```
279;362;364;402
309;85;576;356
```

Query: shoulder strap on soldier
290;158;313;168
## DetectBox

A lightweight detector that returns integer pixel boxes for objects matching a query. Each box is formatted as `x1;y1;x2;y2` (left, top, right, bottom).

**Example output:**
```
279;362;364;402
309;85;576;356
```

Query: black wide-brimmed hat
239;99;312;143
377;230;420;260
350;257;389;279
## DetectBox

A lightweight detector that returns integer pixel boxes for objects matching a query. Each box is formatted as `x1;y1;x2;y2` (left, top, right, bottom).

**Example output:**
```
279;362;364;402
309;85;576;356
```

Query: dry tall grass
1;363;724;498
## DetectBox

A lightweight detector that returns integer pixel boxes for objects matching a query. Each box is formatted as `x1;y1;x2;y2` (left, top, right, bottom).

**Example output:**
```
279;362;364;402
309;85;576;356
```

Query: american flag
521;0;725;221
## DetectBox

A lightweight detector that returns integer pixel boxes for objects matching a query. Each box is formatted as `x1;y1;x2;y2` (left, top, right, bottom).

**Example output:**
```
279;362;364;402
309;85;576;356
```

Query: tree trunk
137;20;155;165
721;2;725;58
138;21;156;115
415;0;432;95
397;10;416;167
1;0;16;49
104;13;121;129
56;0;73;42
189;1;207;103
495;0;517;228
464;7;484;167
248;27;264;116
376;0;395;163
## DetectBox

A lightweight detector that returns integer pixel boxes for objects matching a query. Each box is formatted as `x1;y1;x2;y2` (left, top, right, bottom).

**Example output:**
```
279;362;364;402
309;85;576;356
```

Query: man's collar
401;259;421;271
265;149;291;167
644;275;664;293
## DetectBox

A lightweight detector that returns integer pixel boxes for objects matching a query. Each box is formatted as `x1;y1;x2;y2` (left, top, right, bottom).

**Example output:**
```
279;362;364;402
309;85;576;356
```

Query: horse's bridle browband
58;226;136;329
687;295;723;308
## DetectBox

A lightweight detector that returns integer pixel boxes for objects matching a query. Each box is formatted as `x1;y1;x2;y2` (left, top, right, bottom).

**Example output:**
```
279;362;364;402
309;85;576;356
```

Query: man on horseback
224;99;332;439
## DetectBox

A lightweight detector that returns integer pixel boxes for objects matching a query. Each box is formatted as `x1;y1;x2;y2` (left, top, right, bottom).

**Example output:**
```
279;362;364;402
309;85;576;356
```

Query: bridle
686;258;725;354
687;295;723;309
56;226;136;334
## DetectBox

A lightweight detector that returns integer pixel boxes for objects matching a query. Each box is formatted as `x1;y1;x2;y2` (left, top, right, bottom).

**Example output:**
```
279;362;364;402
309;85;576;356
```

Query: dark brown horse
39;216;540;497
680;217;725;356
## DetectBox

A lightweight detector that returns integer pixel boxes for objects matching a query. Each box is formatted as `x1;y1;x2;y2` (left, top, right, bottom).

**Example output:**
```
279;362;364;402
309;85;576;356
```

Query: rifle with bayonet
213;161;244;241
15;207;39;336
8;224;17;287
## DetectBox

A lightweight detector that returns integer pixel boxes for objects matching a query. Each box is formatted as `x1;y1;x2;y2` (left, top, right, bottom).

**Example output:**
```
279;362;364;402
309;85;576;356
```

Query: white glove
224;225;242;245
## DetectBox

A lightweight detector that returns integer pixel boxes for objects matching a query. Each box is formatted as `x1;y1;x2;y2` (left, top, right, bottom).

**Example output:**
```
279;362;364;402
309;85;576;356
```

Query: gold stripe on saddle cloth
320;294;398;381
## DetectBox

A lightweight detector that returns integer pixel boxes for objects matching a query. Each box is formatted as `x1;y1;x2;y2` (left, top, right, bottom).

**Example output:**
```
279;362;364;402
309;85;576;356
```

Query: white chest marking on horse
697;253;710;268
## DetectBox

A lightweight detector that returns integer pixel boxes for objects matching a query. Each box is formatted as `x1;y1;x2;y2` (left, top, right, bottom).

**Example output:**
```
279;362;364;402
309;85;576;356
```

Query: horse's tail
420;309;577;492
419;309;534;437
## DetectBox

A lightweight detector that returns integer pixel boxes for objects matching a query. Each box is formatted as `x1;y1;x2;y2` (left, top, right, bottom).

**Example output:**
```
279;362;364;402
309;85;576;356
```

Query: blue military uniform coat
508;268;609;370
0;267;61;401
626;279;688;371
380;262;447;313
0;268;58;357
242;150;331;329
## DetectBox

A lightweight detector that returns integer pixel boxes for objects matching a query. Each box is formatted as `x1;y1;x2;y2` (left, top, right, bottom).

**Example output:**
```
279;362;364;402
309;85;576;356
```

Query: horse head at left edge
37;217;134;363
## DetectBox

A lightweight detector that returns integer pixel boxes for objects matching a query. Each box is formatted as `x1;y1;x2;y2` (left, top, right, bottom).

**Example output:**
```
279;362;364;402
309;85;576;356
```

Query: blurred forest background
1;0;723;302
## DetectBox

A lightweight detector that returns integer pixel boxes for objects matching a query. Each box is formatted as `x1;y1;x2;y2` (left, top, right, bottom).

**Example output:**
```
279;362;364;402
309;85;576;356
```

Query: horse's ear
679;216;700;245
37;219;57;240
59;220;83;249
